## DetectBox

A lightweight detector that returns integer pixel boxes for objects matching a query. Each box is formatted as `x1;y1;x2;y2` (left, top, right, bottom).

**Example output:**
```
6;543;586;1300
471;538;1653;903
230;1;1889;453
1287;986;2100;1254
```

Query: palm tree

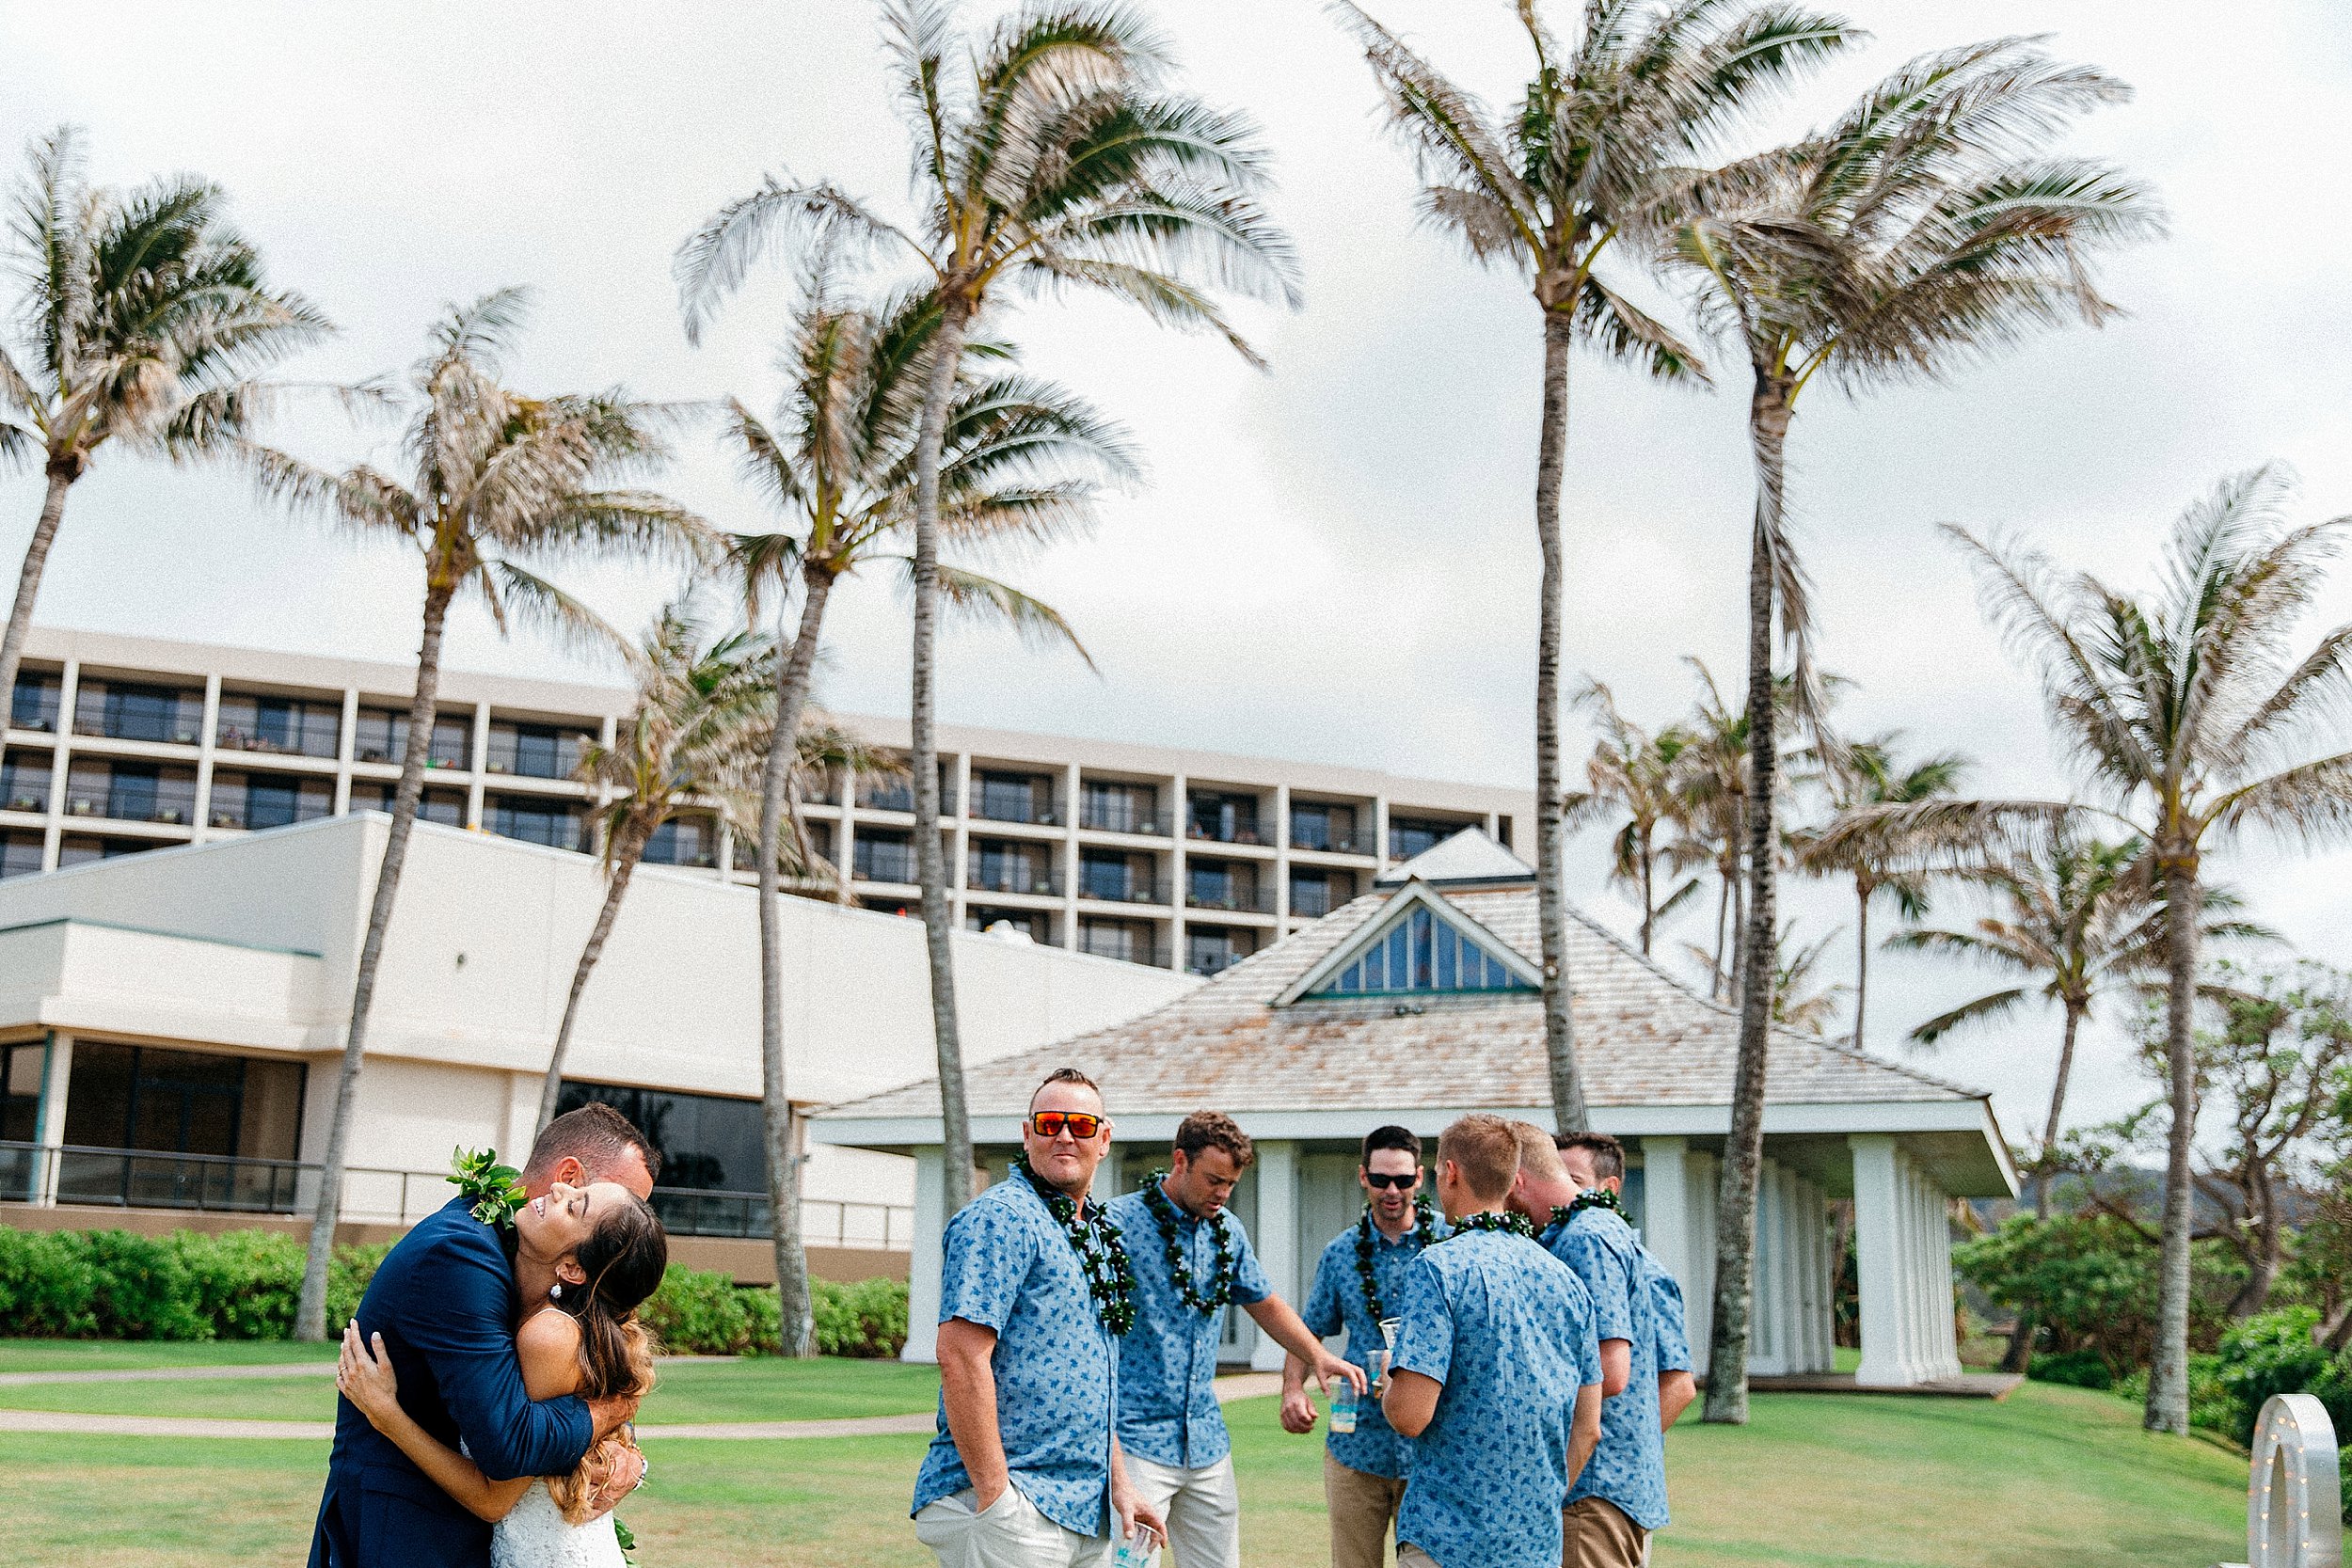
533;602;775;1135
1566;680;1698;958
0;126;330;761
1665;39;2157;1423
676;0;1297;1212
1331;0;1856;1135
1824;469;2352;1430
721;279;1131;1353
1672;658;1755;1001
1771;922;1849;1036
249;289;714;1340
1799;733;1967;1052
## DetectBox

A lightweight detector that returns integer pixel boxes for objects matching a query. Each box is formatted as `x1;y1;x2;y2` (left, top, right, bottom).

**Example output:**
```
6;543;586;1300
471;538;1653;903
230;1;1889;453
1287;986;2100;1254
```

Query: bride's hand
580;1436;648;1518
337;1322;403;1429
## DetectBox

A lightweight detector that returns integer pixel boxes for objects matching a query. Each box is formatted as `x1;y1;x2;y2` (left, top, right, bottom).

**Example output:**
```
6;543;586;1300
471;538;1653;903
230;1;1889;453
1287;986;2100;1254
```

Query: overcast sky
9;2;2352;1147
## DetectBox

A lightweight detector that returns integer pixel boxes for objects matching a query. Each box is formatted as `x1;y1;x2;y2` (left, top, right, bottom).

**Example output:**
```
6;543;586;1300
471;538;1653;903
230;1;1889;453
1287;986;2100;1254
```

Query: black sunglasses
1363;1171;1420;1191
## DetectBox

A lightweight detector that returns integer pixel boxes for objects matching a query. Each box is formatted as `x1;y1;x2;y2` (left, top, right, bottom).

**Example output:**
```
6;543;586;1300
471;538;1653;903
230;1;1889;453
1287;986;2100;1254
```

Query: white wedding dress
491;1479;627;1568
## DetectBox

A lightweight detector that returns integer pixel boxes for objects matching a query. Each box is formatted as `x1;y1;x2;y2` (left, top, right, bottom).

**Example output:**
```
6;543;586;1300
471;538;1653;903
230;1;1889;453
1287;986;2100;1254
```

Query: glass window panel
0;832;42;879
1436;921;1457;989
1386;926;1408;984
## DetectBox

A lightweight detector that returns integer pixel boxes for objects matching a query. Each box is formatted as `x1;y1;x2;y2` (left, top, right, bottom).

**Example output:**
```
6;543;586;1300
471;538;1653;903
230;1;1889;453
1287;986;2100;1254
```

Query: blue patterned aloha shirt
1545;1205;1668;1531
1104;1183;1272;1468
1641;1249;1692;1374
1391;1228;1601;1568
913;1171;1120;1536
1301;1211;1443;1480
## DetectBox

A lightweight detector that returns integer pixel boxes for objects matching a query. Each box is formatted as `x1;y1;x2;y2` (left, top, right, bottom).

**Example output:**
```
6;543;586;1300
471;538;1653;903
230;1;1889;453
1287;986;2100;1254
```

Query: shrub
0;1227;99;1336
641;1265;757;1356
2216;1307;2334;1445
0;1226;392;1341
813;1278;909;1358
74;1230;210;1340
168;1231;304;1339
326;1240;393;1330
2029;1349;2112;1389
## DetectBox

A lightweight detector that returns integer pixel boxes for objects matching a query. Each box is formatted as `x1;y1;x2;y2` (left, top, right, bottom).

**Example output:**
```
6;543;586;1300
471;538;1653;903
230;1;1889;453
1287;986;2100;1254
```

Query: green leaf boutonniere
612;1516;638;1564
449;1147;528;1227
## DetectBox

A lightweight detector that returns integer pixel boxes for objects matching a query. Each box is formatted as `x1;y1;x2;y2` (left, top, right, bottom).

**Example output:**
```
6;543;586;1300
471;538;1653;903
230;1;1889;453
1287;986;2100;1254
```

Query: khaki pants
1396;1548;1438;1568
1121;1454;1240;1568
1561;1498;1648;1568
1324;1452;1407;1568
914;1486;1114;1568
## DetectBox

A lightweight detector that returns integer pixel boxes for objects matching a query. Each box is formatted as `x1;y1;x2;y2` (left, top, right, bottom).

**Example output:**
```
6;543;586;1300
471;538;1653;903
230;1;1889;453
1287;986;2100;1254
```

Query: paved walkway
0;1365;1287;1441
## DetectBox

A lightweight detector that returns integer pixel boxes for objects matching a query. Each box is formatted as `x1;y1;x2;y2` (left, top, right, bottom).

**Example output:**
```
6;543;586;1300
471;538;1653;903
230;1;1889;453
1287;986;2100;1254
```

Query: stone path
0;1364;1286;1441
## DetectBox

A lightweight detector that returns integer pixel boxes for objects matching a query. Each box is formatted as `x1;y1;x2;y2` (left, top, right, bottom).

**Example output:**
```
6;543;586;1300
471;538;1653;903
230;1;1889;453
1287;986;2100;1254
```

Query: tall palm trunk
2145;843;2201;1433
1706;375;1789;1423
1534;308;1589;1134
0;466;75;770
1711;874;1731;1000
1851;876;1871;1050
911;291;977;1211
534;819;651;1134
1637;824;1656;957
295;576;456;1340
757;561;836;1357
2038;1004;2085;1219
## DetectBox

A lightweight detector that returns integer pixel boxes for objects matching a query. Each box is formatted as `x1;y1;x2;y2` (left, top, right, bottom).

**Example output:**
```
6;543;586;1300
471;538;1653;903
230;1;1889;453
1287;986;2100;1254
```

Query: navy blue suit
310;1196;593;1568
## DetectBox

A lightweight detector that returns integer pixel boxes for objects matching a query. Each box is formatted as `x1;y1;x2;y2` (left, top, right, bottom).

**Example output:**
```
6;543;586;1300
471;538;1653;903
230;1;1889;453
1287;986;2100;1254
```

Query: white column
467;702;491;829
1684;1149;1719;1376
33;1031;70;1206
190;673;221;842
1272;784;1292;930
1638;1136;1691;1294
1168;770;1187;970
1248;1140;1299;1371
1915;1162;1961;1381
333;688;359;816
903;1147;947;1364
1851;1133;1909;1386
1061;761;1082;947
41;658;79;869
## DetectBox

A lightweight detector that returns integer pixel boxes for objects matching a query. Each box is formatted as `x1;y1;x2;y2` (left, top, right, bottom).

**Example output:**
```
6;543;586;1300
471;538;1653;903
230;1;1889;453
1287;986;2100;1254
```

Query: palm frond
477;561;627;663
895;557;1097;672
674;178;918;344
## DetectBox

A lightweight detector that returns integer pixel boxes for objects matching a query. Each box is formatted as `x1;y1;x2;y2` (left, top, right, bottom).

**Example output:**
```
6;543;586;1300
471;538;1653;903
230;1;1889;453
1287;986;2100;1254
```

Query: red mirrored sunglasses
1027;1111;1104;1140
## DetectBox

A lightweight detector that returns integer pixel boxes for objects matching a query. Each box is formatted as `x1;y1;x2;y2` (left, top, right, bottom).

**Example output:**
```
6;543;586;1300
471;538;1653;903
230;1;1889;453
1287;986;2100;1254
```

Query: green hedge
641;1265;908;1357
0;1227;391;1340
0;1227;907;1361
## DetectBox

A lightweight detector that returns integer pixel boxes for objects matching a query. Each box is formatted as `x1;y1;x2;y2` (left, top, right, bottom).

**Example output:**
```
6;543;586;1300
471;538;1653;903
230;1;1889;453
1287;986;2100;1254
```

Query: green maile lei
1549;1187;1625;1233
449;1147;527;1227
1140;1171;1238;1314
1012;1154;1136;1336
1452;1210;1536;1239
1354;1195;1438;1323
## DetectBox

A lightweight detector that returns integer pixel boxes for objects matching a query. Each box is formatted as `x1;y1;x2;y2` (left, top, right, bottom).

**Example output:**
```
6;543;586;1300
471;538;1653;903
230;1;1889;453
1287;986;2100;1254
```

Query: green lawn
0;1338;340;1374
0;1376;2249;1567
0;1354;939;1425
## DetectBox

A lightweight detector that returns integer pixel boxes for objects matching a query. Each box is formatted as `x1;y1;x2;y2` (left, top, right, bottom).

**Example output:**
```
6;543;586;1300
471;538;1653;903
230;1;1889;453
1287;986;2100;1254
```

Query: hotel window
1079;850;1156;903
487;794;587;851
1081;780;1160;834
355;706;471;769
1;1042;43;1199
1186;926;1250;977
968;838;1053;895
1289;867;1354;919
9;671;60;733
209;771;333;831
1079;917;1155;964
1386;815;1461;862
1187;791;1264;845
64;761;198;825
352;783;467;827
57;835;159;867
485;720;589;780
72;680;202;744
1;753;50;814
1290;800;1362;854
556;1081;764;1193
1311;904;1532;997
59;1043;306;1161
969;906;1051;942
853;828;915;884
642;816;717;868
0;832;42;879
972;770;1055;825
214;693;341;758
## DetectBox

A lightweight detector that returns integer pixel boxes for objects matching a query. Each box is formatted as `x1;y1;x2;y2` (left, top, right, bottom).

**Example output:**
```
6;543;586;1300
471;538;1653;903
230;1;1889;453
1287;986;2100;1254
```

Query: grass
0;1353;940;1426
0;1375;2249;1566
0;1339;339;1374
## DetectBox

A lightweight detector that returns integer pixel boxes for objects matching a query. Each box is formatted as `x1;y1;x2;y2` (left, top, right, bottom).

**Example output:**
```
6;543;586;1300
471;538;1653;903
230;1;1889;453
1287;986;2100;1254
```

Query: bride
339;1180;669;1568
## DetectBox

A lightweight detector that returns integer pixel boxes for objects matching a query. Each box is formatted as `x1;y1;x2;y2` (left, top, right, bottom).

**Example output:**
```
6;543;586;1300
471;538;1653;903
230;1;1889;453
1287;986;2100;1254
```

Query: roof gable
1277;879;1540;1004
1373;827;1535;888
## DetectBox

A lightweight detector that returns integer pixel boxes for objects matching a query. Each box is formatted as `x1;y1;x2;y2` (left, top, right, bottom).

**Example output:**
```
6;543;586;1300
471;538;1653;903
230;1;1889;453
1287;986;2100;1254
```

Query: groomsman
1107;1111;1364;1568
1384;1115;1602;1568
913;1068;1165;1568
1642;1255;1698;1430
1508;1126;1666;1568
1281;1125;1447;1568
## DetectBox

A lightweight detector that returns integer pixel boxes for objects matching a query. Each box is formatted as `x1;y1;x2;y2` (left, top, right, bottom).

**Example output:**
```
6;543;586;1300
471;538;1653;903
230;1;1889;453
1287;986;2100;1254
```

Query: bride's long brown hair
548;1192;668;1525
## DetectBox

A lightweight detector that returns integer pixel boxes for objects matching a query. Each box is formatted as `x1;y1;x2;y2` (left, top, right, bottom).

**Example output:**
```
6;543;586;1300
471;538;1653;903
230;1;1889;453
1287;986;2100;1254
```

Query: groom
309;1103;659;1568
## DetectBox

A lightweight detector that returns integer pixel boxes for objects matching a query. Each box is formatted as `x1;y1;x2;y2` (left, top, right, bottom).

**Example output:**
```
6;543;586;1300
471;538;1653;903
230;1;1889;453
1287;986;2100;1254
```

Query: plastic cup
1329;1382;1358;1433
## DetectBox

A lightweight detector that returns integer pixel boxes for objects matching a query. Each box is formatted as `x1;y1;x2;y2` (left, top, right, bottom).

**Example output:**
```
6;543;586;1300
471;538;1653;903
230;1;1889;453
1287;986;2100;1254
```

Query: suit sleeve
401;1227;592;1481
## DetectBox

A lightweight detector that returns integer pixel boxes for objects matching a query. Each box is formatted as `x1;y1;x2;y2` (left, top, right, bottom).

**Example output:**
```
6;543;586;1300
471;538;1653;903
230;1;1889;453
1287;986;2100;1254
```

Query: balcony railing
0;1144;912;1247
1186;882;1276;914
1290;827;1376;856
1077;876;1163;905
970;793;1060;827
1079;803;1166;835
1289;883;1349;919
9;687;60;733
854;847;918;884
63;776;199;827
966;865;1060;896
1186;818;1276;847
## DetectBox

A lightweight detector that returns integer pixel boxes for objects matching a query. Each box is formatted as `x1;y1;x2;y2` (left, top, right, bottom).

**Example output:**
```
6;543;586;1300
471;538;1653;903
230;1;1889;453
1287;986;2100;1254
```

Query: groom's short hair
525;1101;660;1184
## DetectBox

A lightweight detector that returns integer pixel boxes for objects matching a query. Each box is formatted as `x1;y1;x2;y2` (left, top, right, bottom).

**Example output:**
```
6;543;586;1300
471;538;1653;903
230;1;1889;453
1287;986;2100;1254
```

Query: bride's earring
548;1282;564;1302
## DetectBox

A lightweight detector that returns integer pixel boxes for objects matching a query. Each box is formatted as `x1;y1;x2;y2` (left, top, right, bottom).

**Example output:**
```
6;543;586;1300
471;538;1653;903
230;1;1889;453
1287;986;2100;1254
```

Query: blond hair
547;1317;658;1525
1437;1114;1521;1203
1509;1121;1567;1181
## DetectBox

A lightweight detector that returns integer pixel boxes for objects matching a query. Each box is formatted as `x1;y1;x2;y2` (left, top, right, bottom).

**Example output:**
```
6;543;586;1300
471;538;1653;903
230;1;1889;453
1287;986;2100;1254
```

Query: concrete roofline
0;915;325;959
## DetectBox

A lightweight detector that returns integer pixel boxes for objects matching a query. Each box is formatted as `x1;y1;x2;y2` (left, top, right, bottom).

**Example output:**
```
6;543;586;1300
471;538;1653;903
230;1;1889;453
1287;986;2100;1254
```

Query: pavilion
812;831;2016;1386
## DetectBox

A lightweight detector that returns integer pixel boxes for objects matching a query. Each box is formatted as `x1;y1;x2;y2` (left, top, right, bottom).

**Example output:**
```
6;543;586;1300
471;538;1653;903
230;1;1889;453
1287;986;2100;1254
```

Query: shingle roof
818;883;1988;1121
